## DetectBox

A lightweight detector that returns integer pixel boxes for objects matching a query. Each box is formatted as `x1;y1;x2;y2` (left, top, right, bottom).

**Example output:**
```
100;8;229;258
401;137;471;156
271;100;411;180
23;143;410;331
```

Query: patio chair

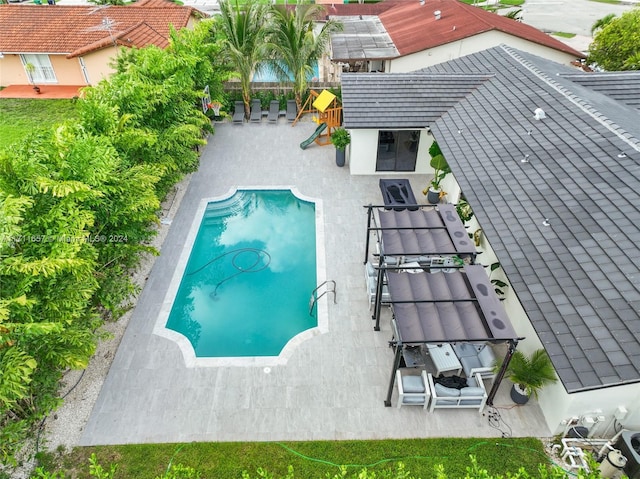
286;99;297;122
365;261;391;310
250;99;262;122
452;343;496;380
232;101;244;124
396;370;429;408
267;100;279;123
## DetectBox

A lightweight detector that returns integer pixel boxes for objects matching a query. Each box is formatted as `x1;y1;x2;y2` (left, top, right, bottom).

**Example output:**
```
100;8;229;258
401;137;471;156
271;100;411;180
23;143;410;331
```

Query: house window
376;130;420;171
21;54;57;83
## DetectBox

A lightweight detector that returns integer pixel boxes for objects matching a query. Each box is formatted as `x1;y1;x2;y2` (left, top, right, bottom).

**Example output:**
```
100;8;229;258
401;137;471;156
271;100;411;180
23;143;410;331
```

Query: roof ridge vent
533;108;546;120
434;10;441;20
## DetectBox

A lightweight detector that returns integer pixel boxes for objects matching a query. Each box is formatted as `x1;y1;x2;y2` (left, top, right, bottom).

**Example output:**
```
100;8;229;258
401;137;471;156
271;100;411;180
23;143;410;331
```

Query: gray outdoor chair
250;99;262;122
232;101;244;124
286;99;297;122
396;370;429;408
267;100;279;123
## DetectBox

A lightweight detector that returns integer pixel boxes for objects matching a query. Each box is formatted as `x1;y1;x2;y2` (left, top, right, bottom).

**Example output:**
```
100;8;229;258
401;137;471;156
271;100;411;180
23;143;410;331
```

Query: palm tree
217;0;269;120
265;5;342;111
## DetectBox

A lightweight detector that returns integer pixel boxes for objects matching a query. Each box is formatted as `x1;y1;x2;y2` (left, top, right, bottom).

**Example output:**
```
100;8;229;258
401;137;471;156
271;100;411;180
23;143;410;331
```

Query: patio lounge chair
250;99;262;122
286;99;297;122
379;178;419;211
267;100;279;123
232;101;244;124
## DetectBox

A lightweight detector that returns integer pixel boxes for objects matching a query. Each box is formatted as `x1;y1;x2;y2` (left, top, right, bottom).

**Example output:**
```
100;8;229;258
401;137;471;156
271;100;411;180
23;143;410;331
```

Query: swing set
293;89;343;147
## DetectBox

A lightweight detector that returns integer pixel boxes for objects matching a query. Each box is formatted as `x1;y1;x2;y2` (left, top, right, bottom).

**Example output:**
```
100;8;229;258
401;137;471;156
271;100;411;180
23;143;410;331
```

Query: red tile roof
379;0;584;57
0;1;202;58
375;0;584;58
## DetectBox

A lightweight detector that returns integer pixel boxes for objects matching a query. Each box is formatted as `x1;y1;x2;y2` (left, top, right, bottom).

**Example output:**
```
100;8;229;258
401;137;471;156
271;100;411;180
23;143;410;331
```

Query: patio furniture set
364;179;523;410
394;343;496;412
232;100;298;124
396;370;489;412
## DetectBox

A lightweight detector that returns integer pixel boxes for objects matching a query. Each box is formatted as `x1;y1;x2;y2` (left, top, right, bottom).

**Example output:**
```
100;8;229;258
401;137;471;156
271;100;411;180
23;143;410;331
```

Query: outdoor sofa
427;372;488;413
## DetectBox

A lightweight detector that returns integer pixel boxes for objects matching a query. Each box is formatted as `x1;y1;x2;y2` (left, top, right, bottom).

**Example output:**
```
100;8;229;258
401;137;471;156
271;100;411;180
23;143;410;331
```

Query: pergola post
385;340;404;407
364;205;373;264
487;339;518;406
373;262;384;330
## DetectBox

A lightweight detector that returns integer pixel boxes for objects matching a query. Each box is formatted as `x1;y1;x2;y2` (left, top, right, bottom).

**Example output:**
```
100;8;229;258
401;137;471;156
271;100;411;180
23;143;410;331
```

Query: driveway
519;0;639;52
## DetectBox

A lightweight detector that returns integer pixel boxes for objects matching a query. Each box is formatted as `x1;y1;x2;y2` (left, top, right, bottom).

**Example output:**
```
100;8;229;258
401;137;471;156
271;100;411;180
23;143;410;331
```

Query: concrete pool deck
80;118;551;446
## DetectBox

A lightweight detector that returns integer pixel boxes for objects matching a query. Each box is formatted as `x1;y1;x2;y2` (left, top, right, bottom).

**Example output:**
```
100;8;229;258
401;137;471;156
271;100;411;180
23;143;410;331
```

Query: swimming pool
159;188;325;364
252;62;319;83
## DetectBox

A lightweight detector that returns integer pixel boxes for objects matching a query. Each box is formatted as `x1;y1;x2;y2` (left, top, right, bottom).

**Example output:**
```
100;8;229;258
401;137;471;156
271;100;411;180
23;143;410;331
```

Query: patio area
80;118;551;446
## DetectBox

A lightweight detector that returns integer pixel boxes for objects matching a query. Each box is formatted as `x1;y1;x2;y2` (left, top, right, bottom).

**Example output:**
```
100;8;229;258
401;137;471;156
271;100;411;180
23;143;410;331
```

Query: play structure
296;90;343;150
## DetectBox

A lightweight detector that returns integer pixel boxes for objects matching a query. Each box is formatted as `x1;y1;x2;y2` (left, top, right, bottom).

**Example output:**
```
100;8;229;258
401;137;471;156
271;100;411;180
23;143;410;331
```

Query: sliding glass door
376;130;420;171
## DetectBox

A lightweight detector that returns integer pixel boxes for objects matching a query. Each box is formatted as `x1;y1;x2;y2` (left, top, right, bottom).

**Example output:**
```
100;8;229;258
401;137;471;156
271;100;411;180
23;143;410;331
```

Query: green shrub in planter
330;127;351;150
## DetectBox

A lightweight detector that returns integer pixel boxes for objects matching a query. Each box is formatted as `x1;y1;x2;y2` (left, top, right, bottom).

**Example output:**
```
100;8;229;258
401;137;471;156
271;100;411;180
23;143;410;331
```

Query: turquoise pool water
252;62;319;83
166;190;317;357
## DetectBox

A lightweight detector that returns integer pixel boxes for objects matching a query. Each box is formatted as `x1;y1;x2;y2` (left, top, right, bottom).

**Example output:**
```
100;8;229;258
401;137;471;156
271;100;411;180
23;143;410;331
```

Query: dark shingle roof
423;46;640;392
341;73;491;129
559;72;640;112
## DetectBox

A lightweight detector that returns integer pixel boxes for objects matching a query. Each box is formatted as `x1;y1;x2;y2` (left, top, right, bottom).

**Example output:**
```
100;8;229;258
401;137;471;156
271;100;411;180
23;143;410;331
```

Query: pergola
364;204;524;407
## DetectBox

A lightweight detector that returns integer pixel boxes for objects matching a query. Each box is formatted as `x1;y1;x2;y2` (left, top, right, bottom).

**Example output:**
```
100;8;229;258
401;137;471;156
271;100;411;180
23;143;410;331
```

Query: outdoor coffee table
426;343;462;376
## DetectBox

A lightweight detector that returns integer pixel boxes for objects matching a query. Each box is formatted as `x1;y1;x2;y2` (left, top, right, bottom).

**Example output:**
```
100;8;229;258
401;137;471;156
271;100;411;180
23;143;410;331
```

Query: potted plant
495;348;557;404
24;63;41;94
422;141;450;204
330;127;350;167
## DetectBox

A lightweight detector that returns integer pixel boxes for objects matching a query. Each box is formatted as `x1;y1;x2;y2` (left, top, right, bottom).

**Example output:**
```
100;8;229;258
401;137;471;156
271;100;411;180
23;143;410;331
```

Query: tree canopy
265;5;341;110
216;0;270;119
0;20;223;466
588;8;640;71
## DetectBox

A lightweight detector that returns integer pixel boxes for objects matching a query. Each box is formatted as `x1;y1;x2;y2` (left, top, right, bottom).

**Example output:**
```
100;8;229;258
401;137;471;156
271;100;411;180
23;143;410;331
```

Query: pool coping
152;186;328;368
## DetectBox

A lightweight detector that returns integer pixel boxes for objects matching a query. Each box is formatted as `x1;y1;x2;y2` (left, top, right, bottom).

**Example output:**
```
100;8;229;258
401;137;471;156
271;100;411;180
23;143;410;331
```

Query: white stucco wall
388;31;579;73
458;189;640;436
348;128;435;176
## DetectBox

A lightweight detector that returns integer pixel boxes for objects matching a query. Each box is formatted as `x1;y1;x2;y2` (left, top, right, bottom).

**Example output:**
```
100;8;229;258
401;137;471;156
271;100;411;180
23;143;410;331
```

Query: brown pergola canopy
364;204;523;406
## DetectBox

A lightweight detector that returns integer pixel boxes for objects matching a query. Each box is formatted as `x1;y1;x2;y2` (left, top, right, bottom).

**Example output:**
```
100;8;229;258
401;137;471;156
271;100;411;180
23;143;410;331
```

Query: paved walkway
80;119;550;446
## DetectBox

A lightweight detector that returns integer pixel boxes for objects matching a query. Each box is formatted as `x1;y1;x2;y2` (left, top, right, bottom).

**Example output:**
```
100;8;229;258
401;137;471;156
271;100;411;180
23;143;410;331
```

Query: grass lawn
588;0;621;3
37;438;551;479
0;99;80;149
552;32;577;38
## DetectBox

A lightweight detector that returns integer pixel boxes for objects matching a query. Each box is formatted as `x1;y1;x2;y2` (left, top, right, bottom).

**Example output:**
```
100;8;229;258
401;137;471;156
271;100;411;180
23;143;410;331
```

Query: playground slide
300;123;327;150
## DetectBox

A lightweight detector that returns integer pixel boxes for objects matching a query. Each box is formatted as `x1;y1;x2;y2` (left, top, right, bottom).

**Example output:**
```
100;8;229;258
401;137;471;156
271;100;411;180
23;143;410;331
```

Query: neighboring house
0;0;204;89
328;0;583;74
341;45;640;435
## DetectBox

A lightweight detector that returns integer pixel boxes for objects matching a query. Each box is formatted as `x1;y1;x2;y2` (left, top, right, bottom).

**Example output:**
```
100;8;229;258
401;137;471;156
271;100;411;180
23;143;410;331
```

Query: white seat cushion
477;346;496;367
460;387;485;396
402;375;426;393
434;383;459;397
